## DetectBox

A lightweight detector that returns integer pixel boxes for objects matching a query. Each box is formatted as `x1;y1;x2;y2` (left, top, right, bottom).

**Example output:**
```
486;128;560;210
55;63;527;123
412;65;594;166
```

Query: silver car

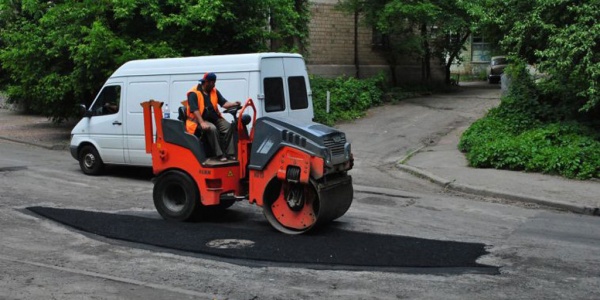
487;56;507;84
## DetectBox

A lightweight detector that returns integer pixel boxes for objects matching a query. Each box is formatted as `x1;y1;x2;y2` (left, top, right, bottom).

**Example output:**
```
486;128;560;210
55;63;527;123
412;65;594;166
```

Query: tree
337;0;425;85
484;0;600;116
268;0;310;53
430;0;479;85
0;0;29;88
0;0;310;121
337;0;484;85
459;0;600;179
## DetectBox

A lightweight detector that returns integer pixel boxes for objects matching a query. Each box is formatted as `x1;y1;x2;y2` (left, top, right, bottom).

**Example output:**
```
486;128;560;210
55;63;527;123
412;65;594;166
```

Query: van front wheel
79;145;104;175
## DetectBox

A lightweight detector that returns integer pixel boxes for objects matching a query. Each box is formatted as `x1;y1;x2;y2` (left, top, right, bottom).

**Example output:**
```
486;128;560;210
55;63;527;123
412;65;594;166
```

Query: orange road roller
141;99;353;234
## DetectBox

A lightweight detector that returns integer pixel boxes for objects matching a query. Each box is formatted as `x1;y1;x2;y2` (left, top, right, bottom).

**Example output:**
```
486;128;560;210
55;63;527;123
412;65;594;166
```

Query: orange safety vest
182;86;222;134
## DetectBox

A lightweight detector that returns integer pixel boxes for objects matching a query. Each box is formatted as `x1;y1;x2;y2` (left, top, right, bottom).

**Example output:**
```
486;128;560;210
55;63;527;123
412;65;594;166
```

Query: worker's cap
199;72;217;83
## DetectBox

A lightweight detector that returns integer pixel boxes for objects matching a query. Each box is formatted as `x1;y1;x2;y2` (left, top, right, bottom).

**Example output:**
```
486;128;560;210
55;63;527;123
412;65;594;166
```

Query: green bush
310;73;387;126
459;63;600;179
462;121;600;179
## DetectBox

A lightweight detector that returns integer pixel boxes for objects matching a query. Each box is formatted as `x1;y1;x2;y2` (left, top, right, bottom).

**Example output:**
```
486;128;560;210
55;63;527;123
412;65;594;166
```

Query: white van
70;53;314;175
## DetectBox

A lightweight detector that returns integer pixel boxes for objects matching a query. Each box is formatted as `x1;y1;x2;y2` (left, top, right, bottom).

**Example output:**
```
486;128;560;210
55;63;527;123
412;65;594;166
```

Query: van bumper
70;146;79;160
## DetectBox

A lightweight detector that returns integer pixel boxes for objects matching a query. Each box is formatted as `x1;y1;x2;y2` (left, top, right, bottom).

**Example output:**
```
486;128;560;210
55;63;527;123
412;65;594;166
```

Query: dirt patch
0;108;75;149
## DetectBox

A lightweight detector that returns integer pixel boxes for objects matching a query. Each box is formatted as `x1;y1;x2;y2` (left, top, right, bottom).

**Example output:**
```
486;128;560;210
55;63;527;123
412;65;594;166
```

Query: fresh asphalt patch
27;206;499;274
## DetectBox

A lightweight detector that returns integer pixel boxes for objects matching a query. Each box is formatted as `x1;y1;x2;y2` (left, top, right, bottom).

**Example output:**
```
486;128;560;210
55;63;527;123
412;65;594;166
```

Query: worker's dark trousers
203;118;233;157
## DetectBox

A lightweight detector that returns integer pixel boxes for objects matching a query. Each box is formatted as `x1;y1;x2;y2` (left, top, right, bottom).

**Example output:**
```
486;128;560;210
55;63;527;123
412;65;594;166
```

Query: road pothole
206;239;255;249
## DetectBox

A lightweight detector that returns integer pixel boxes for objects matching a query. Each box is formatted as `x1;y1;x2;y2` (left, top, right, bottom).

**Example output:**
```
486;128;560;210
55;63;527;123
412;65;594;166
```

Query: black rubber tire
78;145;104;175
216;198;236;210
153;170;202;221
203;198;236;216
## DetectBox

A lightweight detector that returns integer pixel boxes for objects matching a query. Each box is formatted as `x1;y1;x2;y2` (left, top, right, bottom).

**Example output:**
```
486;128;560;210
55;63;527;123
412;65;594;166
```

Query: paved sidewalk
398;126;600;216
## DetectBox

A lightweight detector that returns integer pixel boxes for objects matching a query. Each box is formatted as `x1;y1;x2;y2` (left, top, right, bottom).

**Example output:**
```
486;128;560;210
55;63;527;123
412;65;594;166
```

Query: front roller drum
263;175;353;234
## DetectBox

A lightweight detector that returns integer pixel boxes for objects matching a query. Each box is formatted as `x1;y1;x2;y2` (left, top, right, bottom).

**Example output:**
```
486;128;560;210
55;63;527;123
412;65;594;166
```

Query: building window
372;28;390;50
471;35;491;62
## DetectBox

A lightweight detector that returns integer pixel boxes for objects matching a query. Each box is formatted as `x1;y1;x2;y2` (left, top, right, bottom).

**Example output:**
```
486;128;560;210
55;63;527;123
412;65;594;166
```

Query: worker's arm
222;101;241;109
217;90;241;109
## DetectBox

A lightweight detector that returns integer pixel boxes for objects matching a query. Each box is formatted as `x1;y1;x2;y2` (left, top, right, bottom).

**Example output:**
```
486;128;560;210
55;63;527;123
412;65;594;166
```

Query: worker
184;72;241;162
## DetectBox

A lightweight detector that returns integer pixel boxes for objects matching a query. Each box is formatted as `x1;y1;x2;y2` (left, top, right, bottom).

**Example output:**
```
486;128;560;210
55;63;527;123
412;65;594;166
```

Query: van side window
92;85;121;116
264;77;285;112
288;76;308;110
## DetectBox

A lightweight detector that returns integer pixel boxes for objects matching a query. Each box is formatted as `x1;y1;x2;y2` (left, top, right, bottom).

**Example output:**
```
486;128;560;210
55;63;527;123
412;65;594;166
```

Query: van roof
111;52;303;78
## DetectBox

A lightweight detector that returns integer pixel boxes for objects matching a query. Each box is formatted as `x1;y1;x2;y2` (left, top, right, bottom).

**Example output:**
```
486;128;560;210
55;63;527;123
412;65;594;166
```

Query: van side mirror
79;104;92;117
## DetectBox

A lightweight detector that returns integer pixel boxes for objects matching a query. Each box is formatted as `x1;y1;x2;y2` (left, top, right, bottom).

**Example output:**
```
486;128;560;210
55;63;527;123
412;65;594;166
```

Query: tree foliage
460;0;600;179
483;0;600;112
0;0;309;121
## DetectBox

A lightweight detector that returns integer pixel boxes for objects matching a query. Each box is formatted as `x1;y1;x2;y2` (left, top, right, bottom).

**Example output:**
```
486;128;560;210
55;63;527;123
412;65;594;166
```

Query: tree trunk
388;63;398;86
444;64;452;85
444;30;471;85
420;23;431;83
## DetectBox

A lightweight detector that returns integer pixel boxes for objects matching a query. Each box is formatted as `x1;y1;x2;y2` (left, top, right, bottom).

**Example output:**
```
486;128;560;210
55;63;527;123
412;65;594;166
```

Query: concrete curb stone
396;162;600;216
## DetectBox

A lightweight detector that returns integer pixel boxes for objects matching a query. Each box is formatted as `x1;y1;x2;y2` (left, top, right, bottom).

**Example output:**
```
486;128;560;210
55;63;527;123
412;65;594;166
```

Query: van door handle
112;121;122;126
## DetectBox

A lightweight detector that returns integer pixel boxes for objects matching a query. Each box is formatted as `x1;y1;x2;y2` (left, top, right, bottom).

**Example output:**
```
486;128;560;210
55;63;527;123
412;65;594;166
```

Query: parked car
487;56;507;84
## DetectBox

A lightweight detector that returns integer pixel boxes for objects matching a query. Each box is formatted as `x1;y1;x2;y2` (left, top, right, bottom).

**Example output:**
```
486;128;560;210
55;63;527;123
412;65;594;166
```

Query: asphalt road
1;84;600;299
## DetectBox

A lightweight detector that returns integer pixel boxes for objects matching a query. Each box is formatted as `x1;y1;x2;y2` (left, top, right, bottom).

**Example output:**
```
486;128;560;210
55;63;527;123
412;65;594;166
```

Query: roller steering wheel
223;105;242;119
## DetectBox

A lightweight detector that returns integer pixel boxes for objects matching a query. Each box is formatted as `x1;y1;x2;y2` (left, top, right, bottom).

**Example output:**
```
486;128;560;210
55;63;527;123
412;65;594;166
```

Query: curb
396;163;600;217
0;135;68;151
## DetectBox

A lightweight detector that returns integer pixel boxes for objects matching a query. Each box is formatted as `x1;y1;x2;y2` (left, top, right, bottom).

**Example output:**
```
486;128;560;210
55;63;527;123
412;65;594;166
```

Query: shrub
463;121;600;178
460;62;600;179
310;73;387;126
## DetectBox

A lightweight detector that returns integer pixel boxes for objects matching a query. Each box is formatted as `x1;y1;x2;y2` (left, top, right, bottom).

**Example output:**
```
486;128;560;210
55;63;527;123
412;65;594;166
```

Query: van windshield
492;57;507;66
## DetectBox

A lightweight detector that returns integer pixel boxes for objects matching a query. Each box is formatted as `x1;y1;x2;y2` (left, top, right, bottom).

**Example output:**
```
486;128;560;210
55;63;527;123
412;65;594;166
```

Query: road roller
141;99;354;234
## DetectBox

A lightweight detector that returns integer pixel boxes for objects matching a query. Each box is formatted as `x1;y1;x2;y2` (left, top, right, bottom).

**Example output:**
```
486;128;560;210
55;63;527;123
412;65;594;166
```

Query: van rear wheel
79;145;104;175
